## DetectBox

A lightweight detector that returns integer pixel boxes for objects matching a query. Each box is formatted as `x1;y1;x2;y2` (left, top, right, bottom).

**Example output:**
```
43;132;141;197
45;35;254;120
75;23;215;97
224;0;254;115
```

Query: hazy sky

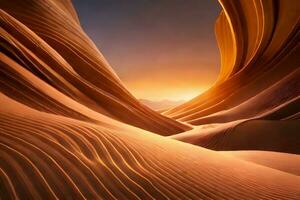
73;0;221;101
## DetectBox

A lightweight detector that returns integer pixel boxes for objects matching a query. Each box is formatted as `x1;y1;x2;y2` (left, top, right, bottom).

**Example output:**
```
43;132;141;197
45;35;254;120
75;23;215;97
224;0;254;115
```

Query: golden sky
122;65;218;101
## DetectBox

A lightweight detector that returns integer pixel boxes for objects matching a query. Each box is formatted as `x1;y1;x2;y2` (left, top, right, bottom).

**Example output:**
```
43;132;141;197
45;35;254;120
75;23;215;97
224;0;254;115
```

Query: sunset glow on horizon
127;84;206;101
123;73;214;101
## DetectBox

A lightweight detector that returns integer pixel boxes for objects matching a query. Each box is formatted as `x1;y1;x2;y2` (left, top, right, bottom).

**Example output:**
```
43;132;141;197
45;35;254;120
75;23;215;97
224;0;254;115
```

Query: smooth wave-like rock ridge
0;0;190;135
166;0;299;122
166;0;300;152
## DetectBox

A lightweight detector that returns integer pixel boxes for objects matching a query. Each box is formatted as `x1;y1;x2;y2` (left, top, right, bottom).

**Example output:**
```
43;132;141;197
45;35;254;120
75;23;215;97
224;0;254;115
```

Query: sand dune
223;151;300;176
0;0;299;199
1;94;300;199
171;120;300;154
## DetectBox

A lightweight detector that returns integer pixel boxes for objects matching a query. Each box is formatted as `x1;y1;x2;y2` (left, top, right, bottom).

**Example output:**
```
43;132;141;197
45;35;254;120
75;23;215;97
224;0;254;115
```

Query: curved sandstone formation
166;0;300;152
166;0;300;121
0;0;299;199
0;0;189;135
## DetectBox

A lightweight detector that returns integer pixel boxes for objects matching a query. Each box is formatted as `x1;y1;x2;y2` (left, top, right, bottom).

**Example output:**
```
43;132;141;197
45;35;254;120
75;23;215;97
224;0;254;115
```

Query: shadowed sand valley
0;0;299;199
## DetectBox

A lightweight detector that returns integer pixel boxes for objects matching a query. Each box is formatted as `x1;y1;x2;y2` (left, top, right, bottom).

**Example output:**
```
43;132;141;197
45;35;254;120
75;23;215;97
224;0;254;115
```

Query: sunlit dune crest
0;0;299;199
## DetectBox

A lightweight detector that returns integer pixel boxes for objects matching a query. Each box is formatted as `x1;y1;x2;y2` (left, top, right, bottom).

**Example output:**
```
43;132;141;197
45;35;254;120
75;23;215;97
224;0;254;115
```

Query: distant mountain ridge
139;99;185;110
